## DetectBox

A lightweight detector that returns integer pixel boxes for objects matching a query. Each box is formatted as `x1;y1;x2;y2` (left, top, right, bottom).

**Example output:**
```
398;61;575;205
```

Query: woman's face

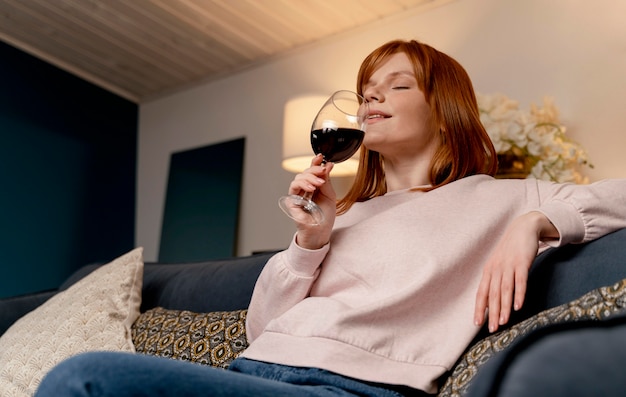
361;52;440;162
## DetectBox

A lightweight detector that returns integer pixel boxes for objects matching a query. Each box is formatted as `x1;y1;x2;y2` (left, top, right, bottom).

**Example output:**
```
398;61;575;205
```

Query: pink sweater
242;175;626;393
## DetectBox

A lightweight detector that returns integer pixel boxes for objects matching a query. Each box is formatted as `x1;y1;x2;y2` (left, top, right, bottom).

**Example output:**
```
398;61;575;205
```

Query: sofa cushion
437;276;626;397
132;307;248;368
0;247;143;397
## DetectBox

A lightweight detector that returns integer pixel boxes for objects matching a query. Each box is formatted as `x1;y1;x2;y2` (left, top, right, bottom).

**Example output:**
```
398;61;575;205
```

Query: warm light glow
281;95;360;177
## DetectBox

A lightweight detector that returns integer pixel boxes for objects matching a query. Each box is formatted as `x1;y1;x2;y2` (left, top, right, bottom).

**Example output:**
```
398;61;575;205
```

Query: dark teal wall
0;41;138;298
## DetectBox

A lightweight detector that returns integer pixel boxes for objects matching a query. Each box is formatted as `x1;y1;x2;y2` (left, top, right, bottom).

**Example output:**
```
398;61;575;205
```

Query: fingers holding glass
279;90;368;226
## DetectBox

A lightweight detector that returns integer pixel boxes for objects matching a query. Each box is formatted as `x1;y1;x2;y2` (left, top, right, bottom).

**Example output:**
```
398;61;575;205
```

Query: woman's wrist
527;211;559;241
294;231;330;251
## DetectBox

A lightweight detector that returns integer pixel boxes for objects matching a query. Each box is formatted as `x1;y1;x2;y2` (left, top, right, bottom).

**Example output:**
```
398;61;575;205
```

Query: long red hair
337;40;497;214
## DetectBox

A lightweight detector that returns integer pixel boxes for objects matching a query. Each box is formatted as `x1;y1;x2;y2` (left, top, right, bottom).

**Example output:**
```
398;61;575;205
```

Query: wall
0;41;138;297
137;0;626;260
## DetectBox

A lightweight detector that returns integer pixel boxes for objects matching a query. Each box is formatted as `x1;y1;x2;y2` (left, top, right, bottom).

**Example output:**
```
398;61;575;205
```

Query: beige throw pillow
0;247;144;397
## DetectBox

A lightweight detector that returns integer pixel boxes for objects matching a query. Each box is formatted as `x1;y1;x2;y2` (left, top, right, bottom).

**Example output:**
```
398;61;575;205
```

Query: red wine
310;127;364;163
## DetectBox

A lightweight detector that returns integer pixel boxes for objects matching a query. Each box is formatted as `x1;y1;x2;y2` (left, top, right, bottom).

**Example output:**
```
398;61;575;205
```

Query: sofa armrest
0;290;56;335
510;227;626;326
466;314;626;397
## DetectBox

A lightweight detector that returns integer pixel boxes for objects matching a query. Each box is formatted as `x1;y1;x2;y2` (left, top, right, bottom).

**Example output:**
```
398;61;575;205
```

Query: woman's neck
384;160;432;191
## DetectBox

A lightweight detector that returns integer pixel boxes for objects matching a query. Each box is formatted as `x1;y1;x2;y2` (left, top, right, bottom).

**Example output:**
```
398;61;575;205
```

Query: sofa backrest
139;251;276;313
59;251;277;314
4;228;624;337
132;228;626;319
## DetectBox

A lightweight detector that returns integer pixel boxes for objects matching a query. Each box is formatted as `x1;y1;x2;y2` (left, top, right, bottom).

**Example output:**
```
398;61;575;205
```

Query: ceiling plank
0;0;450;102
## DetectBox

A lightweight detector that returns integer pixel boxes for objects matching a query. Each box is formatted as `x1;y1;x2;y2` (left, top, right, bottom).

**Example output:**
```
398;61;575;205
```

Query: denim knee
36;351;136;397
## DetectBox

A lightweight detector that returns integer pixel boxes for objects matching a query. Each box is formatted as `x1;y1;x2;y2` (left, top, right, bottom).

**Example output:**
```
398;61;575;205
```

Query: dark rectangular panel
159;137;245;262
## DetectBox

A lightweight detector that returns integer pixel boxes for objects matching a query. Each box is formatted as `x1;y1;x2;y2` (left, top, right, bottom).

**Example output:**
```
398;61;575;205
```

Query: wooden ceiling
0;0;443;103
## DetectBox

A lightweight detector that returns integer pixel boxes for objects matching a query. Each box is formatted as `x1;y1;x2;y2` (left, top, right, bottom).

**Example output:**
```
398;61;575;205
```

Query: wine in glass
279;90;368;225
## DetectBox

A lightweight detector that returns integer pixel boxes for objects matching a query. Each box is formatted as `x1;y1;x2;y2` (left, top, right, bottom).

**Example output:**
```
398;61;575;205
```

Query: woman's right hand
288;154;336;250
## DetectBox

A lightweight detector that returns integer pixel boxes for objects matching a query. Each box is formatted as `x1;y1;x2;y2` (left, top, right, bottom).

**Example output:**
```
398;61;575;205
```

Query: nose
363;85;383;103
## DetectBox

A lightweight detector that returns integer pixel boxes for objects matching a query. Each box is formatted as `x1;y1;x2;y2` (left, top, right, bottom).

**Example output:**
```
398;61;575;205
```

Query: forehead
364;52;415;86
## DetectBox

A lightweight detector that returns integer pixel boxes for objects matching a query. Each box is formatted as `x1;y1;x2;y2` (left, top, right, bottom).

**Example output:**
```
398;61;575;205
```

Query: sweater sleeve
535;178;626;246
245;234;329;341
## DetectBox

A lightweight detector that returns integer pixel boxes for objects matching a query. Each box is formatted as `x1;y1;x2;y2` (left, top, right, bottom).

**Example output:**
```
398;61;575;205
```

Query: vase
496;150;532;179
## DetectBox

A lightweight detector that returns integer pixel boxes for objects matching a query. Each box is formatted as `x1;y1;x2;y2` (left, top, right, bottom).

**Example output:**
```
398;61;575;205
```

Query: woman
36;40;626;397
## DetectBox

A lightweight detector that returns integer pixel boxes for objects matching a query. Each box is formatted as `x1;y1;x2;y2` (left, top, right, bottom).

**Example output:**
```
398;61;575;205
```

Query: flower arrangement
477;92;592;184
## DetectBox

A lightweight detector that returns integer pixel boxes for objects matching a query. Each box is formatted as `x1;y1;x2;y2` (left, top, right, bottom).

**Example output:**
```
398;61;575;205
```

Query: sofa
1;228;626;397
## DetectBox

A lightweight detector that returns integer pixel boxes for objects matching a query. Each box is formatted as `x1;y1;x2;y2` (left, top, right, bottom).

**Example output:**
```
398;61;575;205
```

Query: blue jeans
35;352;430;397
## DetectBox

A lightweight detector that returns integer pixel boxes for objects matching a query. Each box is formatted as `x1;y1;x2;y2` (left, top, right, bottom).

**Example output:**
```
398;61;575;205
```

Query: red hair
337;40;497;214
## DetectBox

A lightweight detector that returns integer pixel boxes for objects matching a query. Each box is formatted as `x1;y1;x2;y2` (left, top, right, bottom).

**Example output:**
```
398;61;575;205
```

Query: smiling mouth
368;113;390;120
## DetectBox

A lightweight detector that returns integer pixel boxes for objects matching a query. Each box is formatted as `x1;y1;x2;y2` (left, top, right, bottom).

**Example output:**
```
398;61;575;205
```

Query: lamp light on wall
281;95;360;177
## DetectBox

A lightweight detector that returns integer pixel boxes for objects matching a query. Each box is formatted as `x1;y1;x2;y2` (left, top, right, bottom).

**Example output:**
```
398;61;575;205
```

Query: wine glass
278;90;368;225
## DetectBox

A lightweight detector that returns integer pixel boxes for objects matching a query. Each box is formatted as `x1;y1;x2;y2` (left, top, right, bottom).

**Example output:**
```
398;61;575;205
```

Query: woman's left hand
474;211;559;333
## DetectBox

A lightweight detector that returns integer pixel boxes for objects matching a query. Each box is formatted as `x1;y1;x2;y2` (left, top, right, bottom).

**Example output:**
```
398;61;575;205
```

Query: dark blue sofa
1;228;625;397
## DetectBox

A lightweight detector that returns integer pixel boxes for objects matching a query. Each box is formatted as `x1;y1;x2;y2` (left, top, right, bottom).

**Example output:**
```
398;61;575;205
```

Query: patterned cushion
437;278;626;397
132;307;248;369
0;247;144;397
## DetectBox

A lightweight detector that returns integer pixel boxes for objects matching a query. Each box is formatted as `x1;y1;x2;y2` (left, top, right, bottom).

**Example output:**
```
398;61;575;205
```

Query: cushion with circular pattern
132;307;248;369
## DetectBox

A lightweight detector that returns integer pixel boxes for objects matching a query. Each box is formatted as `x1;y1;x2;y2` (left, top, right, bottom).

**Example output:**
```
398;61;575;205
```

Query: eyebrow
387;71;415;78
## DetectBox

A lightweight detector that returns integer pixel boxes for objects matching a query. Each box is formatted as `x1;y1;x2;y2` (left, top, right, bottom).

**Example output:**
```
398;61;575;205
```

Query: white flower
477;92;592;184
